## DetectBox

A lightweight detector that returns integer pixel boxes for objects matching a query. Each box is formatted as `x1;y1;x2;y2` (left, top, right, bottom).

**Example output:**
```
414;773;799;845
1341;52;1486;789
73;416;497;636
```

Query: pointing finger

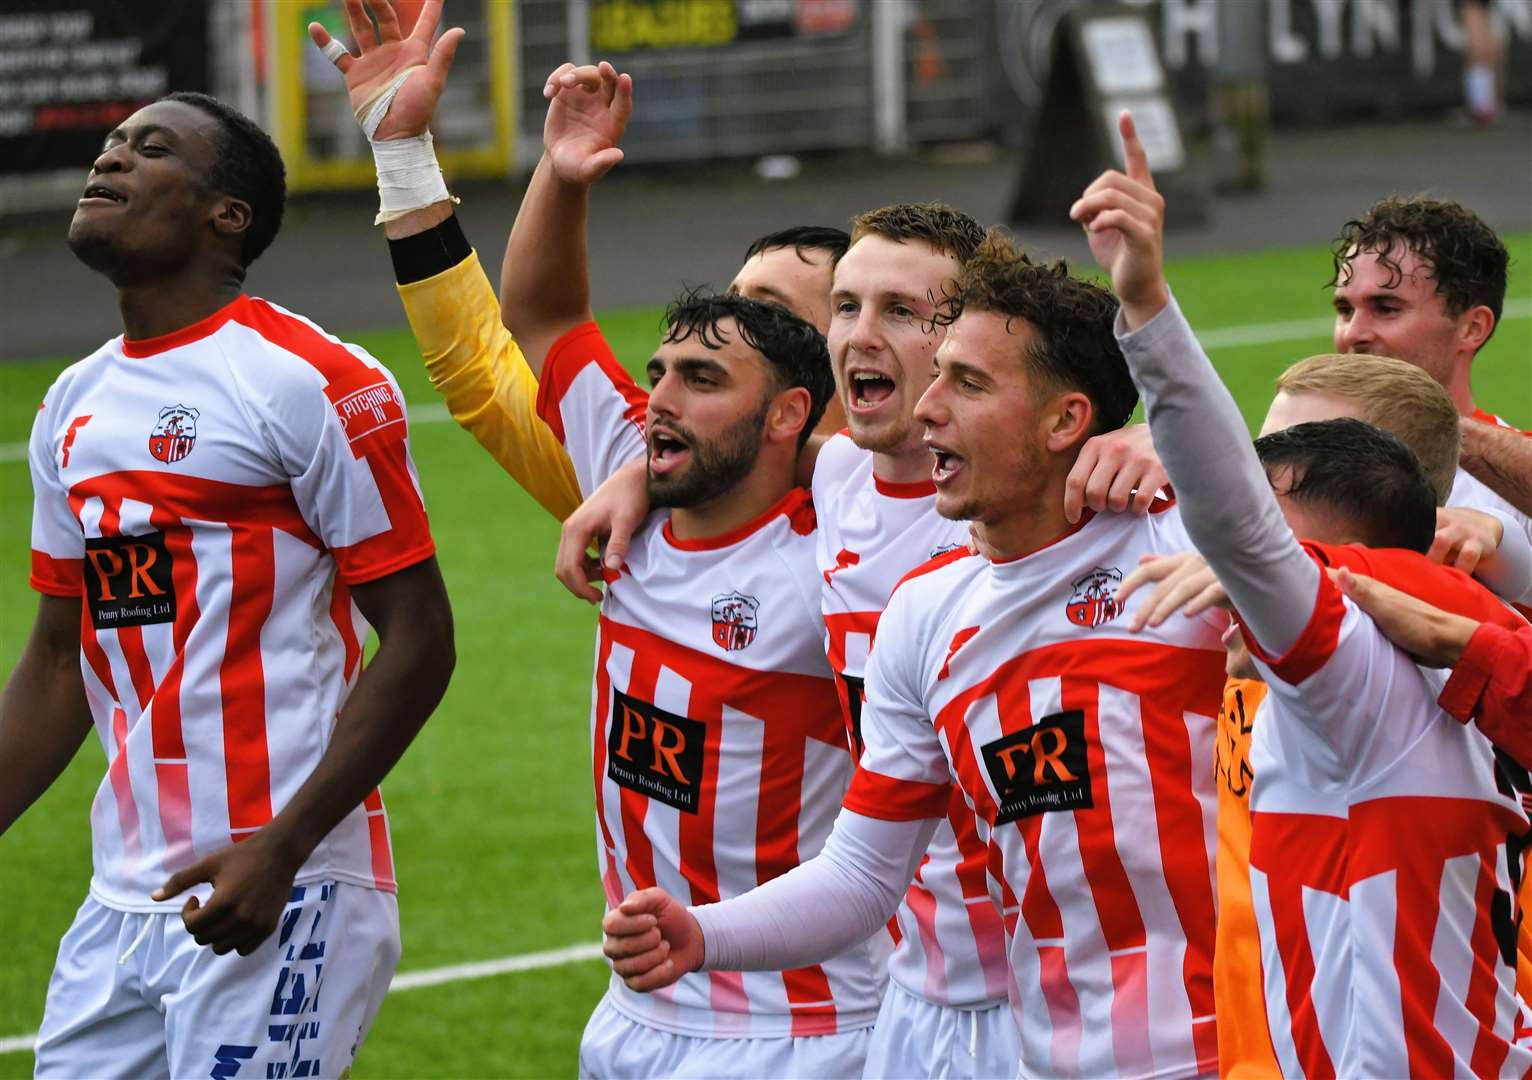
1119;111;1155;190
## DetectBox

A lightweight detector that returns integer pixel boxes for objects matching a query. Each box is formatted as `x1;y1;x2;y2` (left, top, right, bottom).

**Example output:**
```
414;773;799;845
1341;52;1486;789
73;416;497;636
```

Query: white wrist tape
359;66;456;225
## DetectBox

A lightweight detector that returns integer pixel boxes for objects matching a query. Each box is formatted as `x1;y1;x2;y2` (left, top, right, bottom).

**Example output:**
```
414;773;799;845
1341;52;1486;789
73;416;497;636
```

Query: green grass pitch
0;237;1527;1078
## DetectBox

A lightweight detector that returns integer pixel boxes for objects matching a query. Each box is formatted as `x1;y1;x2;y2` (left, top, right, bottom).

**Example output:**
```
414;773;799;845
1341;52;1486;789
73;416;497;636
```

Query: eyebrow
102;123;177;147
939;357;987;381
648;355;732;378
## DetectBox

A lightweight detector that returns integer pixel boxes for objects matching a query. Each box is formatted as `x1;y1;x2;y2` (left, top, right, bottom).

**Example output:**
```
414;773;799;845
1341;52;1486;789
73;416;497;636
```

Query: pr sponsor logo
83;532;174;629
981;709;1093;824
607;688;706;813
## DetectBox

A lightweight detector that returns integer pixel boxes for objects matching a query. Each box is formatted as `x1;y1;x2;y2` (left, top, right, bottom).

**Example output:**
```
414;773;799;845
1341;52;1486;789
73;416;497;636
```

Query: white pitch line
0;941;605;1056
0;299;1529;466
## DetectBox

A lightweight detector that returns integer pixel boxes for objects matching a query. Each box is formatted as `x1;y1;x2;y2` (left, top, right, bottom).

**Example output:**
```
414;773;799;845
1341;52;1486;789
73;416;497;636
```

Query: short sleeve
28;392;84;596
533;321;648;496
842;585;953;821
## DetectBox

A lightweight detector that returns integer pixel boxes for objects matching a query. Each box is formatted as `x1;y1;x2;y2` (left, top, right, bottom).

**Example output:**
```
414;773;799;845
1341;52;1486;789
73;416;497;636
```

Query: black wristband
388;213;472;285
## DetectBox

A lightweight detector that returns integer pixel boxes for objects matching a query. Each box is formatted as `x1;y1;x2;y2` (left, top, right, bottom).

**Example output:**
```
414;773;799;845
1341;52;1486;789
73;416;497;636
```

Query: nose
89;140;130;176
913;376;946;427
1335;309;1369;352
846;306;883;355
647;370;680;422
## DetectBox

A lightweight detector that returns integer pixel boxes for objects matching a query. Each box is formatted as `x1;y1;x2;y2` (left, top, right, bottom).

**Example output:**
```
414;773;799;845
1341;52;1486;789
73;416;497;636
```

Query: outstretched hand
602;887;705;992
1070;112;1169;328
308;0;464;141
1116;551;1230;632
542;61;633;185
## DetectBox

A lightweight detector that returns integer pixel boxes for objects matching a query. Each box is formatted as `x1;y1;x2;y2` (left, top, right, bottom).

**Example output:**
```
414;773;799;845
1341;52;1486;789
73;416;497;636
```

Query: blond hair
1275;353;1460;503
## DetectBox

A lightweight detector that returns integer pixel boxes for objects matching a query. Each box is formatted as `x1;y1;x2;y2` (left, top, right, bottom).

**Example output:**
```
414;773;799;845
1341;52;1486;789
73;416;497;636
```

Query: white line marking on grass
3;300;1528;465
0;941;606;1056
389;941;605;991
1196;296;1531;350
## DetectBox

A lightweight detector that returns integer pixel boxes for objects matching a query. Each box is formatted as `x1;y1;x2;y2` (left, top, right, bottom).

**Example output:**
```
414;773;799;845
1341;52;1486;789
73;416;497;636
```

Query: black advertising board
0;0;209;176
989;0;1532;137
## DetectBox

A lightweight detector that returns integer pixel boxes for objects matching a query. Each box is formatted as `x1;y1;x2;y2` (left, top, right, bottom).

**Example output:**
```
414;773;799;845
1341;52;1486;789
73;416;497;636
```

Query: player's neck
116;268;243;342
1445;361;1476;417
669;462;796;542
973;479;1074;562
871;444;933;486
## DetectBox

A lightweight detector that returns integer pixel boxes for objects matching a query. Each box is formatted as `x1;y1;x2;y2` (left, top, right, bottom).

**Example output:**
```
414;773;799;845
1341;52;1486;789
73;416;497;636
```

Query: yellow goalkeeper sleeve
396;249;582;520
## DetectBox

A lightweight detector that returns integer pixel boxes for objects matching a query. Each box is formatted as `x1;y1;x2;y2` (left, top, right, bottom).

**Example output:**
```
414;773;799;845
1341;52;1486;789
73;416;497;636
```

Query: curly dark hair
161;91;286;270
744;225;849;265
1254;417;1437;553
662;287;834;448
1329;196;1509;343
936;229;1136;435
848;202;985;263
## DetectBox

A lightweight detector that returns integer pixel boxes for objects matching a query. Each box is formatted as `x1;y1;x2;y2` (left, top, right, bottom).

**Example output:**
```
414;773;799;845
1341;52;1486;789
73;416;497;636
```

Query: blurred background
1;0;1529;360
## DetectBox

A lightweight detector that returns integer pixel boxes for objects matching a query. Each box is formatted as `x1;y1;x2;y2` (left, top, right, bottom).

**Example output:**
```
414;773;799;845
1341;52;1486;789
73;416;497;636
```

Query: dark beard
647;403;768;510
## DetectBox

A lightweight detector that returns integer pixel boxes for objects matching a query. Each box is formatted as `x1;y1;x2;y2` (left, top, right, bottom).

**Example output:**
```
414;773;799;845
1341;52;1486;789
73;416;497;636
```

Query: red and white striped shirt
844;505;1228;1079
1245;565;1532;1078
536;323;886;1038
27;295;434;911
813;432;1009;1009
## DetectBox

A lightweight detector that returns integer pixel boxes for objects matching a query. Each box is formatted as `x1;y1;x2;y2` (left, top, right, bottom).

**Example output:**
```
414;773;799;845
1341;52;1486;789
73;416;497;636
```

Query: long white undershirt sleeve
1466;507;1532;605
1116;294;1319;658
692;809;938;973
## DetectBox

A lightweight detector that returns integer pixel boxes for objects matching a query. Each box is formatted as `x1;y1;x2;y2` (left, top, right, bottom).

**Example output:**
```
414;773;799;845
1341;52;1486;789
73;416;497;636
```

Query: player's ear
211;196;252;245
1458;303;1495;353
1043;390;1095;453
766;386;812;447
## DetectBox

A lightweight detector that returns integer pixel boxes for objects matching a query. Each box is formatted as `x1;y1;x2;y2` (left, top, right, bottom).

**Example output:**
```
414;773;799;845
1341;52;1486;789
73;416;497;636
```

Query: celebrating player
310;1;848;528
1119;349;1531;1075
1330;196;1532;545
3;89;453;1078
1088;110;1530;1075
492;56;888;1077
603;227;1233;1078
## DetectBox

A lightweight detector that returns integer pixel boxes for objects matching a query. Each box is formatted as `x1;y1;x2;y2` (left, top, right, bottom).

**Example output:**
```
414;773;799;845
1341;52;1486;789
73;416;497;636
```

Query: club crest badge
1065;567;1123;628
148;405;199;463
711;592;760;652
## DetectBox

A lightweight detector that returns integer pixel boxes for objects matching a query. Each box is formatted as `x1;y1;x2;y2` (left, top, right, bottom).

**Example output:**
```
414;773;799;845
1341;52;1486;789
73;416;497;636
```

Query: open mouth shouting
847;368;897;413
927;439;964;485
648;426;693;477
78;181;127;207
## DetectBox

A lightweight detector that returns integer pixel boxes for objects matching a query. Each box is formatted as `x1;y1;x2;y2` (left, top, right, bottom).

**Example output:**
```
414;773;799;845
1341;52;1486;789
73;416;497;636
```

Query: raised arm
500;63;633;376
310;0;582;520
1072;113;1316;656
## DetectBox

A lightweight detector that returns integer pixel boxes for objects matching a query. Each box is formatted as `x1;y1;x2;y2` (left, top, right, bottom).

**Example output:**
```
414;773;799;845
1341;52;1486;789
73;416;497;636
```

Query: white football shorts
578;991;871;1079
862;979;1020;1080
34;881;399;1080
